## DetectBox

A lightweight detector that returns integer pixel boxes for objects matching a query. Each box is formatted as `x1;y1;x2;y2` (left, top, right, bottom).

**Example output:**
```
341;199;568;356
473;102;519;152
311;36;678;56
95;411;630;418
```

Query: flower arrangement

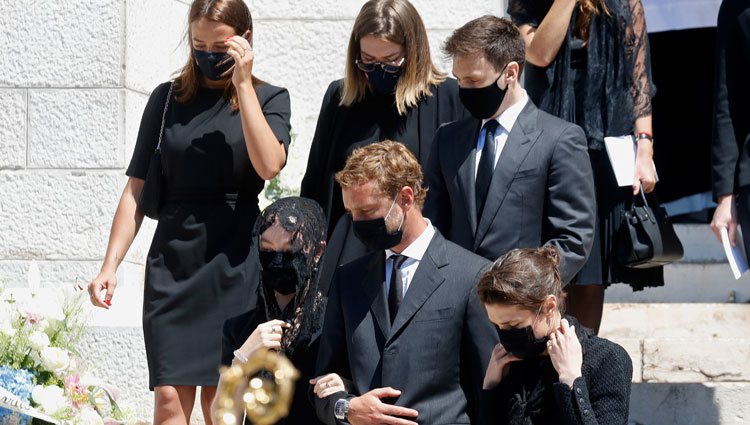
0;271;131;425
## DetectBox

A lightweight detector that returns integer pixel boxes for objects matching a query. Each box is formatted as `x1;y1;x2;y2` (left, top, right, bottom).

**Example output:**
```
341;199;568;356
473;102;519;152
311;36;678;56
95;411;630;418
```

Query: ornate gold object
214;350;300;425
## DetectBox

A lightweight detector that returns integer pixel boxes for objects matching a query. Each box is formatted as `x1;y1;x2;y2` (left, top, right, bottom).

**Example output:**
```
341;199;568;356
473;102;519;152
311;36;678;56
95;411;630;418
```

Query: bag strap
155;82;174;152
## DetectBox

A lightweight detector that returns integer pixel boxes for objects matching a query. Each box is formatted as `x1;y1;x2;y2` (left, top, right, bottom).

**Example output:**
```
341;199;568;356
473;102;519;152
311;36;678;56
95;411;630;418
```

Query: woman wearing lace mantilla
508;0;660;333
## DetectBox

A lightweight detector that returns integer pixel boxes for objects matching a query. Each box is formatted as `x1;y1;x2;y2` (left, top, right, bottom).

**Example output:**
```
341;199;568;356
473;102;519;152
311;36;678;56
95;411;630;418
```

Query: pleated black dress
126;81;291;389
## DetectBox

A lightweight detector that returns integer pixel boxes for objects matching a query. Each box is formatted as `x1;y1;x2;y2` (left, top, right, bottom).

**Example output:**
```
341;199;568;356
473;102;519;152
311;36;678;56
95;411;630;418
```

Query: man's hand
347;387;419;425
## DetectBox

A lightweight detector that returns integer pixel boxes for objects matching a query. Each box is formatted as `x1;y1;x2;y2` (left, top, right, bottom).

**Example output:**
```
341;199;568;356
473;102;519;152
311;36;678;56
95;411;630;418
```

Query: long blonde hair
575;0;611;42
341;0;446;116
173;0;261;110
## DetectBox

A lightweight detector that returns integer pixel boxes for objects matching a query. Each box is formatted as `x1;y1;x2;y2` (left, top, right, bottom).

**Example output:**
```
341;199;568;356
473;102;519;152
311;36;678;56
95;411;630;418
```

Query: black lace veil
253;196;327;358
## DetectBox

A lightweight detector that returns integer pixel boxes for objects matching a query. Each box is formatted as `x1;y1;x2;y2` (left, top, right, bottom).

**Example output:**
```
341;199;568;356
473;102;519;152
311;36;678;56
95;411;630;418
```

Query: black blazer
314;230;499;425
480;317;632;425
712;0;750;199
424;100;596;283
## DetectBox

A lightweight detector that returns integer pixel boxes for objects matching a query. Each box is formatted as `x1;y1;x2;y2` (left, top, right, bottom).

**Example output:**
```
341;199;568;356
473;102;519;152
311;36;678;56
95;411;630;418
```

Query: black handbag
138;83;173;220
617;186;684;268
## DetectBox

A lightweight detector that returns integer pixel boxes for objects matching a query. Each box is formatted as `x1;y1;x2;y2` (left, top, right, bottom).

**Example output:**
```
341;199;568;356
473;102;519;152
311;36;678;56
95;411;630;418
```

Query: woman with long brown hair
508;0;659;333
301;0;468;294
87;0;291;423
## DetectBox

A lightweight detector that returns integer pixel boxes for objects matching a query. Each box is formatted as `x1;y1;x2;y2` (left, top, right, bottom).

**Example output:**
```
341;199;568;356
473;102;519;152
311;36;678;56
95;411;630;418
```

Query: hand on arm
347;388;419;425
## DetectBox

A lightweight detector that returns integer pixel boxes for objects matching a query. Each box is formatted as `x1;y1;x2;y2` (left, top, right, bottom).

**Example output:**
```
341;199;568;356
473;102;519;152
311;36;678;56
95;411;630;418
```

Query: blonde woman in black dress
87;1;291;423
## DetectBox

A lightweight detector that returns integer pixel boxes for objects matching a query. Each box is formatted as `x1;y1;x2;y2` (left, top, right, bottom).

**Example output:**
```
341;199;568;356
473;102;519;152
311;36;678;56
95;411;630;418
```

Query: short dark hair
444;15;525;74
476;246;566;313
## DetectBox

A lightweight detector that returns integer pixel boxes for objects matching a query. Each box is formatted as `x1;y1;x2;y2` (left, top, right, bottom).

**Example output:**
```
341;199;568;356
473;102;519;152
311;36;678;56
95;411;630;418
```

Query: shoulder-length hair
173;0;261;110
341;0;446;116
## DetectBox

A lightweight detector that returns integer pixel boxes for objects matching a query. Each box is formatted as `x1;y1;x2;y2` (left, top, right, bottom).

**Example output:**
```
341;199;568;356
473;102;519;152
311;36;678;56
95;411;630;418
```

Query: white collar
385;219;435;262
481;89;528;133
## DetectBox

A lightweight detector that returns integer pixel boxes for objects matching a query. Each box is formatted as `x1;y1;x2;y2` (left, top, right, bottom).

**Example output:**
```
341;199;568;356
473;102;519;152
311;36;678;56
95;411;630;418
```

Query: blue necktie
476;120;499;219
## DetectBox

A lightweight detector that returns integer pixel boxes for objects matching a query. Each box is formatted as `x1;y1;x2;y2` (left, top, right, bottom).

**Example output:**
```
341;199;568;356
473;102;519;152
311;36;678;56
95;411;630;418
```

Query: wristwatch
334;398;350;422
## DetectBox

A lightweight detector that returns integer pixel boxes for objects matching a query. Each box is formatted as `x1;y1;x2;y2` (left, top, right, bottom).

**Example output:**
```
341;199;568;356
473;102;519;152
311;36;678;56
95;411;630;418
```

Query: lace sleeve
624;0;654;119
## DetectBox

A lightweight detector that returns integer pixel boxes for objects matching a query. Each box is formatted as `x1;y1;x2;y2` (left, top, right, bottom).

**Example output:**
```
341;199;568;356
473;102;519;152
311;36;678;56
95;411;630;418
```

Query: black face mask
352;197;405;251
194;49;233;80
259;250;301;296
496;306;549;359
365;67;401;95
459;75;507;119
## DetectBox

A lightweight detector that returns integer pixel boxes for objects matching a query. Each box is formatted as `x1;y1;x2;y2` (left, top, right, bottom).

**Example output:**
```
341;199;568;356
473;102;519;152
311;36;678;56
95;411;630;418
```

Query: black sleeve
423;124;451;235
126;82;172;179
220;319;237;367
313;266;354;425
712;1;740;199
461;272;500;425
301;80;341;204
258;84;292;152
544;124;596;284
552;343;633;425
507;0;544;28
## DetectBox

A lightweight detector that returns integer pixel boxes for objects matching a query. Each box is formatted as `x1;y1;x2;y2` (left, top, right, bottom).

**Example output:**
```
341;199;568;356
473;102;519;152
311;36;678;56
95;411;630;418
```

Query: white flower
0;319;16;337
29;330;51;351
40;346;71;374
31;385;67;415
73;407;105;425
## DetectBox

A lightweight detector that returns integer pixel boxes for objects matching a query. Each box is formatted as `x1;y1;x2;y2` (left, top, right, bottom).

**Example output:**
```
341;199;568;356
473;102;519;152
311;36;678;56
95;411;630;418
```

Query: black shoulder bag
617;186;684;268
138;83;173;220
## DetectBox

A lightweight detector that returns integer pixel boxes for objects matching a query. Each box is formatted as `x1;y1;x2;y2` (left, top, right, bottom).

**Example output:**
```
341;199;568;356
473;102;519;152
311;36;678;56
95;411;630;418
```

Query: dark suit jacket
712;0;750;199
423;100;595;283
314;230;498;425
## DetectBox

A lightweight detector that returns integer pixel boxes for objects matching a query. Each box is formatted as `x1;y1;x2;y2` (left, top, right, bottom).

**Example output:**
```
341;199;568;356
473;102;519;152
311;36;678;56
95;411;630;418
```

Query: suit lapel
454;119;482;235
388;233;448;342
359;252;390;340
474;102;543;250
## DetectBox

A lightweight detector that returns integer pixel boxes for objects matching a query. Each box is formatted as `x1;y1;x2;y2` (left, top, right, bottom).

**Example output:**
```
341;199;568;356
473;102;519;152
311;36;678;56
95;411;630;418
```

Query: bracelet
233;349;249;364
637;132;653;143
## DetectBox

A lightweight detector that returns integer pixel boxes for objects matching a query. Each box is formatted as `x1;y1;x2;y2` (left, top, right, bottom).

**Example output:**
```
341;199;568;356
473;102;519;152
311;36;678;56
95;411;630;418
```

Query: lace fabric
253;196;327;358
508;0;656;150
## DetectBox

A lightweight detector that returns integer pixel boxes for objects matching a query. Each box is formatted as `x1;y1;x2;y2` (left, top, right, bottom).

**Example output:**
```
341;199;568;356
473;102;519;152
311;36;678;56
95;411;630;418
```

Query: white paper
604;135;658;187
720;227;749;280
0;386;60;424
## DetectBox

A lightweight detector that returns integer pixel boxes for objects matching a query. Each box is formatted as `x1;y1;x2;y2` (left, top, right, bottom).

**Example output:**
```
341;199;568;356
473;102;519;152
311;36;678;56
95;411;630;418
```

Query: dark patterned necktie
476;119;500;219
388;254;408;323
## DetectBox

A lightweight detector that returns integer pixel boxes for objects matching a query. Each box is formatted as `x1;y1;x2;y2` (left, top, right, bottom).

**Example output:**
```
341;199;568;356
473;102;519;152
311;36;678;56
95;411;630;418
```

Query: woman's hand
87;269;117;309
548;318;583;388
483;343;521;389
235;319;290;361
310;373;349;399
225;34;254;89
633;139;656;195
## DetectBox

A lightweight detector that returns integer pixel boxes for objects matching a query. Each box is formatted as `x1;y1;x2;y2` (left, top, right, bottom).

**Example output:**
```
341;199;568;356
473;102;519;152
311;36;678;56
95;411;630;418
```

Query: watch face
334;399;348;419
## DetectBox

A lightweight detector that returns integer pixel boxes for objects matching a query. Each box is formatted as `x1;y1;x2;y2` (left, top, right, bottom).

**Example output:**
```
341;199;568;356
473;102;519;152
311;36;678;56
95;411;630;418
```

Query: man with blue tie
424;15;596;284
314;141;497;425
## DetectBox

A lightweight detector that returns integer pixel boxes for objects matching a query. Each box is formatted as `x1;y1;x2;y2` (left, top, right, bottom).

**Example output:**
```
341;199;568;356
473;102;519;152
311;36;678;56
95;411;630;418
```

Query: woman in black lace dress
508;0;659;333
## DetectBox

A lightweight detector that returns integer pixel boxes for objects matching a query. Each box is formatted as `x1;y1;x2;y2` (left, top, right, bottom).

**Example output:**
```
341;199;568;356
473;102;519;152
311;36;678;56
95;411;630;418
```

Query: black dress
221;308;323;425
300;78;469;237
126;81;291;389
509;0;663;290
480;317;632;425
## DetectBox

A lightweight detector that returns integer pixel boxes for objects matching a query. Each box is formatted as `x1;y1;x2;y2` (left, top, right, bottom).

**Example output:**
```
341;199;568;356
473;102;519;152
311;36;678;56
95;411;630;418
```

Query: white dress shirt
475;90;529;177
384;219;435;298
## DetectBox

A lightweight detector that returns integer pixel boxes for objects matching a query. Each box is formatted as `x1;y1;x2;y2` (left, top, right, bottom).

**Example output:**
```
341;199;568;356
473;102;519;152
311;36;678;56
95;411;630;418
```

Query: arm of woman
511;0;578;67
226;36;290;181
627;0;657;195
87;81;171;308
87;177;145;308
551;328;633;425
300;81;340;203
